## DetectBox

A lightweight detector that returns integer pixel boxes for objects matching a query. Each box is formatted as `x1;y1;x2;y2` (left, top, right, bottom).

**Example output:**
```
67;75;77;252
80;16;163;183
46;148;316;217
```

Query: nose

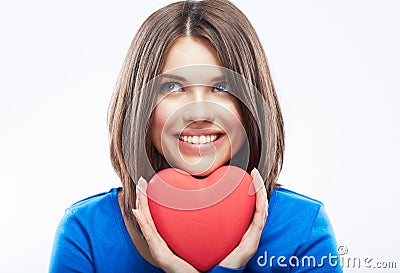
182;86;215;123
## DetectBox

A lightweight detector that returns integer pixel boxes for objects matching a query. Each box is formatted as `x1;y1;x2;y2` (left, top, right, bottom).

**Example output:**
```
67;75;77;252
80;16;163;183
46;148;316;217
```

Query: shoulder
50;188;135;272
265;187;330;245
250;188;341;271
265;187;337;249
270;187;324;217
58;188;122;235
69;188;119;209
272;187;323;205
54;187;124;251
66;188;120;217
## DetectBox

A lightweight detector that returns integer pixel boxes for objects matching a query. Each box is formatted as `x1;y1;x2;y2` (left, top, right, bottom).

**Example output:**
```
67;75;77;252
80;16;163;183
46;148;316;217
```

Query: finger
255;182;268;225
237;207;266;255
246;177;268;239
237;182;268;247
135;177;144;210
252;190;267;228
133;209;200;272
135;184;140;211
238;222;252;243
136;177;158;231
249;168;264;195
132;209;170;257
136;177;149;213
132;209;152;240
133;205;200;273
219;172;269;268
250;168;268;219
253;169;268;215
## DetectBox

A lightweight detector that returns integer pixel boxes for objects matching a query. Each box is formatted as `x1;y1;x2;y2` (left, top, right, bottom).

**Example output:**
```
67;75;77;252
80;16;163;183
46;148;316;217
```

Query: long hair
108;0;285;230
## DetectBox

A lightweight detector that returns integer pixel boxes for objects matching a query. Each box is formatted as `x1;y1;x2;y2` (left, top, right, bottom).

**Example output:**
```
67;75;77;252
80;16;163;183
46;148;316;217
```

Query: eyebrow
159;73;226;82
159;73;186;81
211;75;227;82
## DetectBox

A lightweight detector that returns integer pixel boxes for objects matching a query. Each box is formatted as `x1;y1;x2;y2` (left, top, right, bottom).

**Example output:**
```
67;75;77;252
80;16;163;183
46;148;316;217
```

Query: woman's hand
218;168;269;269
132;177;200;273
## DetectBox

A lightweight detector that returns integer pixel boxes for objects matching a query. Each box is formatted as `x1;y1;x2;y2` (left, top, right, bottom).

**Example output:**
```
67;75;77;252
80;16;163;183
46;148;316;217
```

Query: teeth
179;134;219;144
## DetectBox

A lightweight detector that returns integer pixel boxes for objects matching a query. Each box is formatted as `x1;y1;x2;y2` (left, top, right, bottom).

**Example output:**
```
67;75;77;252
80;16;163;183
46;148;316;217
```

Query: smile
177;132;225;154
179;134;219;144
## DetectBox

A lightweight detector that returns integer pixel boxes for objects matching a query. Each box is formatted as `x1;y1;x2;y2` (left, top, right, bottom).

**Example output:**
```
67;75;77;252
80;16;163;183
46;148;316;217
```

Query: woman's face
151;37;245;176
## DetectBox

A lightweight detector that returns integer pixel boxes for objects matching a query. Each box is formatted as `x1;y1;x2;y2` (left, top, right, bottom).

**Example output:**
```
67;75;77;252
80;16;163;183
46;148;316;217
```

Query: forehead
161;36;221;73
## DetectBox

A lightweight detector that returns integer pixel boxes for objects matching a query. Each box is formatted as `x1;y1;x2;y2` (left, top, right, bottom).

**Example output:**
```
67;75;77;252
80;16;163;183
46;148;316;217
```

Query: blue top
49;187;342;272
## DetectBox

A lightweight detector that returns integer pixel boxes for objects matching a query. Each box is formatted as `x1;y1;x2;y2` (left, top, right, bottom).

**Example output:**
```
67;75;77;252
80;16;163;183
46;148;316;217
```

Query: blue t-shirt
49;187;342;272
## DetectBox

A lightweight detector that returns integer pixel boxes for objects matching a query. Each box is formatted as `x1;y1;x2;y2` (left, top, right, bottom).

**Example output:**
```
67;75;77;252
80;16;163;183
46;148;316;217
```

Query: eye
159;82;183;93
213;81;230;92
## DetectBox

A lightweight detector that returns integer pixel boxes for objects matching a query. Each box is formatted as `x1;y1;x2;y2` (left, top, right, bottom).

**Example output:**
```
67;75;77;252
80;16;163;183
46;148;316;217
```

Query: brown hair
108;0;284;229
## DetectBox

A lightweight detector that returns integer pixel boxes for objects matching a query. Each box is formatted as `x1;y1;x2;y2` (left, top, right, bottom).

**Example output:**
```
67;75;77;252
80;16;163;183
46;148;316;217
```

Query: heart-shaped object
147;166;255;271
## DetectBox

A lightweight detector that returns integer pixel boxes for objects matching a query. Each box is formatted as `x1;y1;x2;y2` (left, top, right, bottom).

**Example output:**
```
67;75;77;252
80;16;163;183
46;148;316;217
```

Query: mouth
178;134;221;144
175;129;225;151
177;129;224;143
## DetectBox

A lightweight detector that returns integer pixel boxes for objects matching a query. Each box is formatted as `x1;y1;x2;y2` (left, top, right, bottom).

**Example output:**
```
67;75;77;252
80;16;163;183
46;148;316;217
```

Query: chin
174;161;227;177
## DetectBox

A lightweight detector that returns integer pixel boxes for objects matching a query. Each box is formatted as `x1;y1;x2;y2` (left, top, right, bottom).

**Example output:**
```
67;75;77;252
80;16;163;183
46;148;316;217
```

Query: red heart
147;166;255;271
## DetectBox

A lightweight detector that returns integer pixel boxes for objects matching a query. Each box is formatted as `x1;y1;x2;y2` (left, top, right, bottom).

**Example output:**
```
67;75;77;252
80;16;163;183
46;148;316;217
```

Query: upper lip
177;129;224;137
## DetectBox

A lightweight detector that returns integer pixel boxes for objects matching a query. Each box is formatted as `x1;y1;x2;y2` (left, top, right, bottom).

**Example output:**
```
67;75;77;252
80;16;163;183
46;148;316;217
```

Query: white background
1;0;399;272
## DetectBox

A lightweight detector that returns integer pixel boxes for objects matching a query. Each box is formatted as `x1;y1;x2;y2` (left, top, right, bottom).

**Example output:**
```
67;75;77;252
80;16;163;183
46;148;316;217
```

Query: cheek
150;98;184;153
151;104;169;151
223;99;243;131
218;99;245;150
230;115;246;150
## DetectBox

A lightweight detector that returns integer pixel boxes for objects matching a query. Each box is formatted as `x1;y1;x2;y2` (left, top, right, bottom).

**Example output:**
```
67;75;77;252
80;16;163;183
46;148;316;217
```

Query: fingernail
249;169;263;195
254;172;264;193
132;209;143;225
249;169;256;195
139;177;149;201
135;181;140;198
132;209;138;219
251;168;257;177
249;178;256;195
138;176;147;188
138;177;146;189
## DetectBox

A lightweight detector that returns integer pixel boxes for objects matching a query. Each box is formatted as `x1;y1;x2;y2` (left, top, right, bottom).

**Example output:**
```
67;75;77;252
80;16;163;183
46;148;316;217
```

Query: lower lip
177;135;225;154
